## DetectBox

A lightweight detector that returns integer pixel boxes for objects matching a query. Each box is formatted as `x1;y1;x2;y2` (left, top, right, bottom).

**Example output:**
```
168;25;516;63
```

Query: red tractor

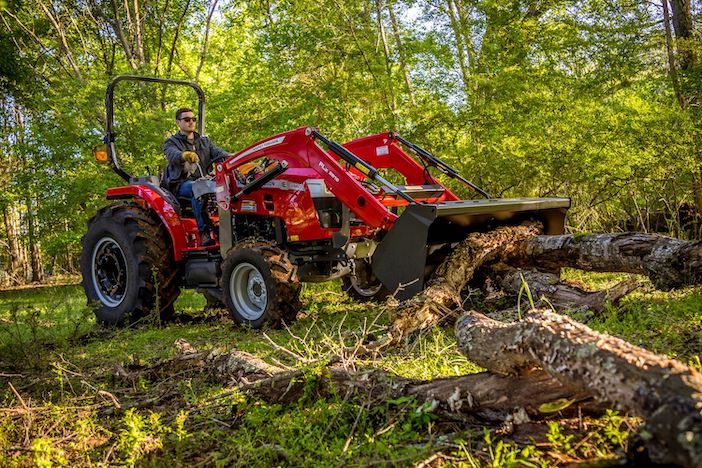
81;75;570;327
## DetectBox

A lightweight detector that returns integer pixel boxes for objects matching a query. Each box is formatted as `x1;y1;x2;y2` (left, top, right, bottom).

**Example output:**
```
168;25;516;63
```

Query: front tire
221;240;300;328
80;202;180;325
342;259;390;302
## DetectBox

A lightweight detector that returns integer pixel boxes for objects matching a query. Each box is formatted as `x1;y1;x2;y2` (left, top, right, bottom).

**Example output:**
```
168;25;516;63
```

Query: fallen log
455;309;702;467
485;269;639;321
210;348;598;423
117;340;600;424
506;232;702;290
386;222;543;341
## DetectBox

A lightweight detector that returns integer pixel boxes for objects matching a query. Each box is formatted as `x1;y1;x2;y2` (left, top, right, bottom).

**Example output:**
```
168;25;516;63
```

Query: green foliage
117;409;167;466
1;0;702;281
32;437;69;467
0;285;92;369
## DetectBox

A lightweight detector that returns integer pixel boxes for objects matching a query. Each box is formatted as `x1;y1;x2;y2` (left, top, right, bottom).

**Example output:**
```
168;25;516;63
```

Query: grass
561;269;702;366
0;273;700;466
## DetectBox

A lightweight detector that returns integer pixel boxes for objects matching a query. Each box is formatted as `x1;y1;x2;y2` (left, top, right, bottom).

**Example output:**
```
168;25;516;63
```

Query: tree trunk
452;0;476;72
374;0;397;112
454;309;702;467
127;344;600;424
165;0;193;78
110;0;135;68
505;232;702;290
485;269;638;321
445;0;471;93
386;0;415;105
667;0;702;216
153;0;170;76
669;0;695;69
25;198;43;283
662;0;685;108
195;0;219;82
132;0;145;64
2;205;27;285
36;0;83;80
232;361;599;423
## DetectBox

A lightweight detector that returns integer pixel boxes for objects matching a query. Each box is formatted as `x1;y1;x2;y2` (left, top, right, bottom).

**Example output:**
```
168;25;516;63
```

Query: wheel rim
91;237;128;307
350;275;384;297
229;262;268;320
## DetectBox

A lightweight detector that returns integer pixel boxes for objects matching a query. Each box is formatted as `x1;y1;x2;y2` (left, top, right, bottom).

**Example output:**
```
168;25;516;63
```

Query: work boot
199;229;215;247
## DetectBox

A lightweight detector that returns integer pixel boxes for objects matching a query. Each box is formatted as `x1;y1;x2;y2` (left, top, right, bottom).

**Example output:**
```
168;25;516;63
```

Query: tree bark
25;198;43;283
13;104;42;283
669;0;696;69
2;205;27;285
132;0;145;64
505;232;702;290
662;0;685;108
455;309;702;467
233;363;598;423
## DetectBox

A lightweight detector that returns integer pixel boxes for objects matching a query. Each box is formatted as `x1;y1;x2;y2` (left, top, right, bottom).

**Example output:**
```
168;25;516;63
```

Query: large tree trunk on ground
386;222;542;341
231;362;599;423
455;309;702;467
505;232;702;290
129;343;600;424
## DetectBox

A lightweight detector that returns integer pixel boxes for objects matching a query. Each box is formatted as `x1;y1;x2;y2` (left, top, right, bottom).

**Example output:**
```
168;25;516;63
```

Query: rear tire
342;259;390;302
80;202;180;325
221;239;300;328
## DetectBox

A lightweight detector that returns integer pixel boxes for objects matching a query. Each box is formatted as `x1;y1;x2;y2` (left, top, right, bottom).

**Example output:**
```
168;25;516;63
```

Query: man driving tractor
163;107;230;246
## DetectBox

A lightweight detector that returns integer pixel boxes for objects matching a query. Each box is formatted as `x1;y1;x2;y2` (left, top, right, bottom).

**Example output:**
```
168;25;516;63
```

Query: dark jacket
163;131;229;192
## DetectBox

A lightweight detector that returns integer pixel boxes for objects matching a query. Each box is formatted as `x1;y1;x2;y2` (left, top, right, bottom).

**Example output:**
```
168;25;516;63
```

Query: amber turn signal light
93;144;109;163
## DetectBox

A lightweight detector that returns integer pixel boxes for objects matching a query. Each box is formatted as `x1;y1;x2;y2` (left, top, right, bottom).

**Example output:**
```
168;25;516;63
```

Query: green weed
117;409;167;466
33;437;69;467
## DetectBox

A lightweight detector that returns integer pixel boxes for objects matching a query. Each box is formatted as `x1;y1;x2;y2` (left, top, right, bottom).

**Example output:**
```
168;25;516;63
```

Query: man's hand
182;151;199;164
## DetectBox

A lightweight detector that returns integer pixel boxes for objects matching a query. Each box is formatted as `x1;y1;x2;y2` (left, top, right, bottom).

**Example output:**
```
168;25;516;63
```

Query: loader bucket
371;197;571;300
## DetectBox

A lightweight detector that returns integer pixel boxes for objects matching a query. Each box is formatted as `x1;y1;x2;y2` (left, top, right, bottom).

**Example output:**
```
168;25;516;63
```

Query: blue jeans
177;180;207;231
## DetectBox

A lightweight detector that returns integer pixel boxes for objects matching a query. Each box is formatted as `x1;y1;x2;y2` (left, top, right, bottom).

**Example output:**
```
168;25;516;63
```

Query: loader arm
218;127;402;232
342;133;460;202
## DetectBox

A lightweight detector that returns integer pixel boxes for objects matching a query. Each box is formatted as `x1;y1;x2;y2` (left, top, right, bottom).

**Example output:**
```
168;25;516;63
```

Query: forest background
0;0;701;285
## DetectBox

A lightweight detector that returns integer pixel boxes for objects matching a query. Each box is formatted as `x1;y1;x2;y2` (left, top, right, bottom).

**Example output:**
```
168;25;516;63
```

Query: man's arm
207;138;230;163
163;137;185;164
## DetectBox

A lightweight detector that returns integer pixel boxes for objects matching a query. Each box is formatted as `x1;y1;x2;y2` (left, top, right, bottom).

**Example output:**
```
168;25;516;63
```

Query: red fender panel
106;185;188;261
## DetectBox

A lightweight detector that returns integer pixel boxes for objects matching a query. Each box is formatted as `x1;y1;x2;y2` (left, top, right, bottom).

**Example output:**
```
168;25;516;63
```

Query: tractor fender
106;185;188;261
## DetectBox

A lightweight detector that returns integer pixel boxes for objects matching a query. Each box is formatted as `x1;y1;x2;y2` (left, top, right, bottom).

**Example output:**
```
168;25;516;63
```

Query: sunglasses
179;117;197;123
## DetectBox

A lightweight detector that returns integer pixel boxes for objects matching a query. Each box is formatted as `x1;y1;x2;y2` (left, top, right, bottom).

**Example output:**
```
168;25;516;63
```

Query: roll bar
103;75;206;181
